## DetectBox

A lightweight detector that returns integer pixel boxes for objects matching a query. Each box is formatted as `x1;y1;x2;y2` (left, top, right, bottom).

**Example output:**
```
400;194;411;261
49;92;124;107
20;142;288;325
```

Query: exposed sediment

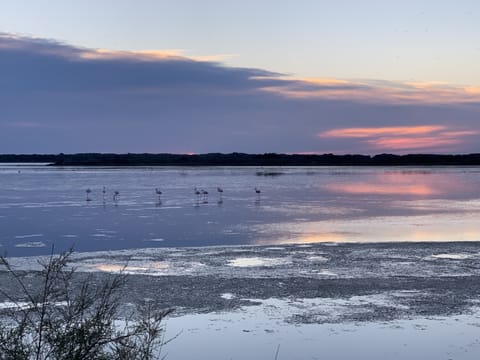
2;241;480;323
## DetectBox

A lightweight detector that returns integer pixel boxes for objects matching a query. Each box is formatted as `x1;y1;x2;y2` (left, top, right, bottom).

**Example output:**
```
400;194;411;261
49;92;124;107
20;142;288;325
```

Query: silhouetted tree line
2;152;480;166
0;154;58;163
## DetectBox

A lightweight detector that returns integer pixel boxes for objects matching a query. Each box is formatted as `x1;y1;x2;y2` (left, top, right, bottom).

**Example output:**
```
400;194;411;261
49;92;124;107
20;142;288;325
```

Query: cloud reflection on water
325;182;437;196
253;212;480;245
252;167;480;245
322;171;471;197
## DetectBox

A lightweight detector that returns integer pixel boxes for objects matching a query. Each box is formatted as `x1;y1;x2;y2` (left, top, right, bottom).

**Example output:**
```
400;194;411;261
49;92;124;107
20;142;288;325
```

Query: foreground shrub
0;250;172;360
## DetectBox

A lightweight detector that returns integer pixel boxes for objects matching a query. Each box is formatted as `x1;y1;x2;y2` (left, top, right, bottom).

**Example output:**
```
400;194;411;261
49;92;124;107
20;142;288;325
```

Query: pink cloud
319;125;479;152
366;136;460;150
320;126;446;138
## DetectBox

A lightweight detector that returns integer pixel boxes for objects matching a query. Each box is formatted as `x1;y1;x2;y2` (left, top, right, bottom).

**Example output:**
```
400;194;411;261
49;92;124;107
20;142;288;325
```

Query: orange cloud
299;78;350;86
79;48;184;61
465;86;480;95
262;77;480;104
78;48;235;63
405;81;449;89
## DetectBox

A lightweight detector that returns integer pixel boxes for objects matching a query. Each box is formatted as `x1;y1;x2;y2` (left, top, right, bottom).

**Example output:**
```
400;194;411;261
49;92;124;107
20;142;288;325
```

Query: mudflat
2;241;480;323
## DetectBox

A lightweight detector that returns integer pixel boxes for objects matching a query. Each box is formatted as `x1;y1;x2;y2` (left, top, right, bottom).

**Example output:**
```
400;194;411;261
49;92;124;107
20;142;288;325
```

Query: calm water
1;164;480;256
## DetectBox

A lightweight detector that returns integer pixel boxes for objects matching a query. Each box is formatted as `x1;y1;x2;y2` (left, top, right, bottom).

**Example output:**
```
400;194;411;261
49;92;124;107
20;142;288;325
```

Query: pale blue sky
1;0;479;84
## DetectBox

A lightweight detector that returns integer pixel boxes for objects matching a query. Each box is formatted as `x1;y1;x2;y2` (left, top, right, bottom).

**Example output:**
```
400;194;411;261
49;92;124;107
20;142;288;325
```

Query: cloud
1;33;479;154
264;78;480;104
319;125;447;138
319;126;479;152
0;33;280;94
367;136;460;151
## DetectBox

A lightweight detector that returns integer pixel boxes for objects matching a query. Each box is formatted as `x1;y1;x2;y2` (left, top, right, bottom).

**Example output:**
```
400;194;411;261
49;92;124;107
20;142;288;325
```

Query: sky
1;0;479;154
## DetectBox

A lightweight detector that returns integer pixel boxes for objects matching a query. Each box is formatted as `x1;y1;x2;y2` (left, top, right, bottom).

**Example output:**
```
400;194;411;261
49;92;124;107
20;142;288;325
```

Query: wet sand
2;241;480;323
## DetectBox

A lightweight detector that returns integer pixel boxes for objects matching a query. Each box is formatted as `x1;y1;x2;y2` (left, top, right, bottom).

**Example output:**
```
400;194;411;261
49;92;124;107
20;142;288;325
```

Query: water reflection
1;165;480;255
255;232;346;245
323;171;467;197
325;182;437;196
253;213;480;245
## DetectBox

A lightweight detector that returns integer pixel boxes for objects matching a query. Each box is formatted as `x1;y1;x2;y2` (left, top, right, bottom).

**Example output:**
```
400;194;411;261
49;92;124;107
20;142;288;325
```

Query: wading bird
113;191;119;202
85;188;92;201
202;189;209;202
155;188;162;205
194;188;201;200
217;187;224;196
255;187;261;197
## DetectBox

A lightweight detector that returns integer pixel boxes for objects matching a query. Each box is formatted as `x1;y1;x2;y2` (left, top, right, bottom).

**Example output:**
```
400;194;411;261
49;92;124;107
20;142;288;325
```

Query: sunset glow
319;125;478;153
321;169;474;199
255;232;345;245
320;126;446;138
367;137;460;150
261;78;480;105
79;48;184;61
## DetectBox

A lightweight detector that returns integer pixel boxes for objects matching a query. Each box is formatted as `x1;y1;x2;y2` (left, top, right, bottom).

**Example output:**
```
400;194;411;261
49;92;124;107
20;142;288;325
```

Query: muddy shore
2;241;480;324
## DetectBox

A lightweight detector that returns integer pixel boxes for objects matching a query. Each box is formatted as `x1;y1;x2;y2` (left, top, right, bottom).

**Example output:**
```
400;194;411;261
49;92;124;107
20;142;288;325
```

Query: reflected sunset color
253;212;480;245
1;165;480;256
323;170;469;197
325;183;437;196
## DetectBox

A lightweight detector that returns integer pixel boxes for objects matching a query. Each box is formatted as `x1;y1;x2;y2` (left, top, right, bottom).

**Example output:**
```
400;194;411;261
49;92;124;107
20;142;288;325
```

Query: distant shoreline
2;152;480;166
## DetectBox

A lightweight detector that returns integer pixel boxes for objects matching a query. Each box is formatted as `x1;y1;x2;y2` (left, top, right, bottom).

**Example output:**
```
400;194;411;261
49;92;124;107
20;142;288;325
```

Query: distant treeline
3;152;480;166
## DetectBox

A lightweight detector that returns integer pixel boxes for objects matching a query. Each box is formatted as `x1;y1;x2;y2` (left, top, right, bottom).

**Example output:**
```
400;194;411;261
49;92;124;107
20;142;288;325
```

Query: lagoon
1;164;480;256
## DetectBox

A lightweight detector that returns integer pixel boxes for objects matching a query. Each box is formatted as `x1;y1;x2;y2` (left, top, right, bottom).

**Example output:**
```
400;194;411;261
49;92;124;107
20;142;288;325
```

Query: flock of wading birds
84;186;262;204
